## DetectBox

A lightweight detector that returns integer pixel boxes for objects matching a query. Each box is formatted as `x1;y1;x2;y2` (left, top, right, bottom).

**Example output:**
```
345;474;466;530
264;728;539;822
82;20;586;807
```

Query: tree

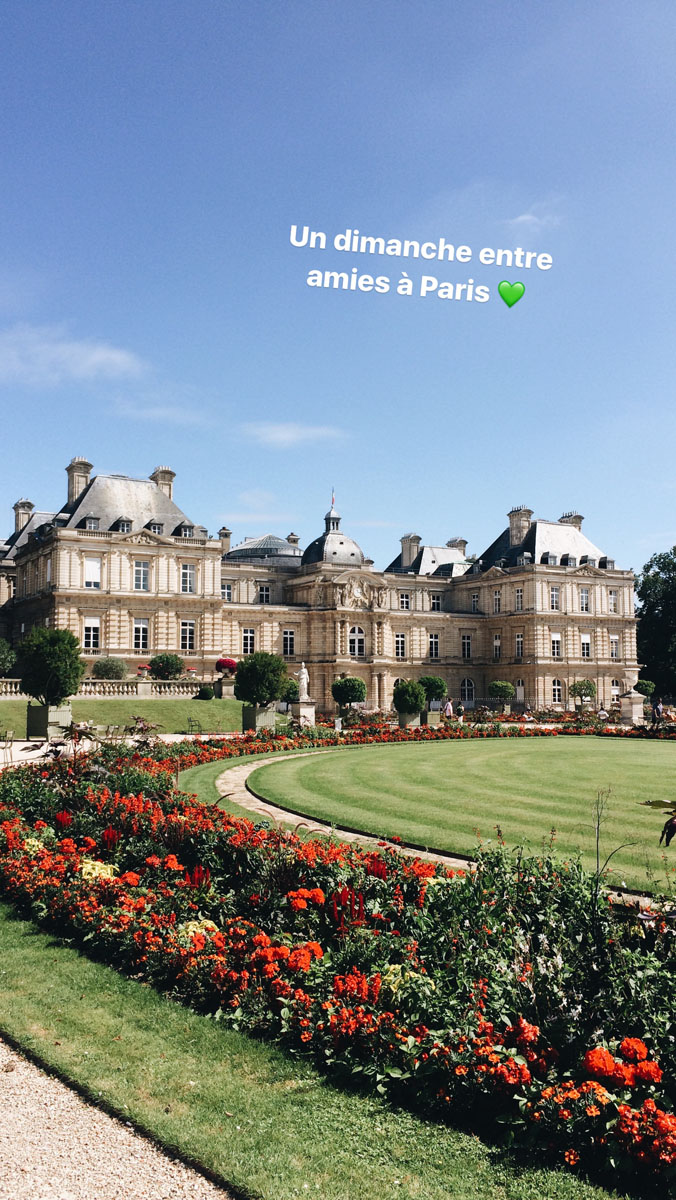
418;675;448;706
393;679;427;715
18;628;85;707
634;679;655;697
0;637;16;677
569;679;597;707
636;548;676;695
331;676;367;709
148;653;184;680
92;656;127;680
487;680;516;703
234;652;287;708
281;677;300;704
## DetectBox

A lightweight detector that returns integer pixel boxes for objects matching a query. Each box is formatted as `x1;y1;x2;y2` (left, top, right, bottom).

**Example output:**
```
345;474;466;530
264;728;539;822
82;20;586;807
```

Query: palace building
0;457;639;712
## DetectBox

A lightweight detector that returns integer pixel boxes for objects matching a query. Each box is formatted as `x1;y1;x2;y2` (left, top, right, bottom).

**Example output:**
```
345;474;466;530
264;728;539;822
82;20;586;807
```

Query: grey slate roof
59;475;201;536
384;543;470;576
477;519;606;571
1;511;56;560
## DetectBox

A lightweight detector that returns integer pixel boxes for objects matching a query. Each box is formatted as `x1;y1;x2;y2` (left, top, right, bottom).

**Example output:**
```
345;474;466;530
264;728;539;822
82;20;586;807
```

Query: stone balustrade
0;678;206;699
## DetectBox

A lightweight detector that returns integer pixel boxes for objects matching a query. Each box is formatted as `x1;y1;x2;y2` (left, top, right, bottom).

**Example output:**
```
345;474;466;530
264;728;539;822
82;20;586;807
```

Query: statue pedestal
620;689;645;726
291;700;316;727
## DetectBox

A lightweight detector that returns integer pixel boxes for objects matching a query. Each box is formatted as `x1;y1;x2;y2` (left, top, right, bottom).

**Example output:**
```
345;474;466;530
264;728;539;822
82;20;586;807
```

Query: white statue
295;661;310;701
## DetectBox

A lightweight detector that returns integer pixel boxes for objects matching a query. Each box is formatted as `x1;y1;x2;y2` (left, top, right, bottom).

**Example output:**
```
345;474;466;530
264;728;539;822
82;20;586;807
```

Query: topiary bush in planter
92;656;128;680
393;679;426;727
18;627;85;738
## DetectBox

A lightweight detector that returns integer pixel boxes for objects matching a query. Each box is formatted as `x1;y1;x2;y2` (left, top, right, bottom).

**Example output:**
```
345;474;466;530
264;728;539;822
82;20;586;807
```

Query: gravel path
0;1037;233;1200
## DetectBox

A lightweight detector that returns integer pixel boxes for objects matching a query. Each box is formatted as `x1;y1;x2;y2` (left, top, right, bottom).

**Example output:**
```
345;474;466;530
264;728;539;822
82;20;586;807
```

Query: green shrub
393;679;426;714
635;679;655;697
487;681;516;702
0;637;16;677
92;656;127;680
418;675;448;704
148;654;185;680
234;652;287;707
18;628;85;707
196;685;214;700
331;676;367;709
282;678;300;704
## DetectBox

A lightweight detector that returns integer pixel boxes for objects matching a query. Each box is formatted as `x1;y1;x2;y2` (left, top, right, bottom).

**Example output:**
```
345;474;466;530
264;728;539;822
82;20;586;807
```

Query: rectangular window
581;633;591;659
222;582;232;601
118;520;132;534
85;517;99;531
429;633;439;660
84;556;101;589
550;586;560;611
395;633;406;659
242;628;255;654
430;593;441;612
609;589;618;614
134;560;149;591
283;629;295;656
399;592;410;610
515;633;523;658
149;523;163;536
180;526;194;538
551;633;562;658
133;619;149;651
493;633;501;661
515;587;523;612
181;620;196;652
471;593;479;613
610;635;620;660
181;563;196;594
580;587;590;613
461;634;472;660
46;557;51;584
493;590;501;614
258;585;270;604
83;617;100;650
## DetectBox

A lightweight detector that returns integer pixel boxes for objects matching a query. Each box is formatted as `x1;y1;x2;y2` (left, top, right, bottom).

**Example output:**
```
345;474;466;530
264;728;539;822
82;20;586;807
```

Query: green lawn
247;738;676;893
0;903;628;1200
0;697;242;737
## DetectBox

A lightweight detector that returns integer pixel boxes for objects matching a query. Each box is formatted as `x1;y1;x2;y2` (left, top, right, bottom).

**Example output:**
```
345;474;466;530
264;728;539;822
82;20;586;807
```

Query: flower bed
0;740;674;1188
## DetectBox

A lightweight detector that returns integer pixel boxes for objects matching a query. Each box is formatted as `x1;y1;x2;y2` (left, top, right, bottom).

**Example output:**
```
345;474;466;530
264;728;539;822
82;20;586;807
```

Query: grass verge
0;902;628;1200
0;697;242;737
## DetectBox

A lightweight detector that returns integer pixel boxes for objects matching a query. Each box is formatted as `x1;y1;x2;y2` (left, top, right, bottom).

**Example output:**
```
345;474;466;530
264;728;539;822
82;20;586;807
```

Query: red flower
619;1037;649;1063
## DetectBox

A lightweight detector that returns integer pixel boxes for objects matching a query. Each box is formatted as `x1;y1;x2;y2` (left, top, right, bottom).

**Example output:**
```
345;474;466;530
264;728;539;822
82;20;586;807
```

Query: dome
226;533;302;561
301;505;365;567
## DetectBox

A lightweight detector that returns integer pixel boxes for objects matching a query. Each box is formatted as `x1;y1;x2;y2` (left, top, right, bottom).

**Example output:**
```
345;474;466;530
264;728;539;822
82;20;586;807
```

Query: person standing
456;701;464;725
651;696;664;728
443;698;453;719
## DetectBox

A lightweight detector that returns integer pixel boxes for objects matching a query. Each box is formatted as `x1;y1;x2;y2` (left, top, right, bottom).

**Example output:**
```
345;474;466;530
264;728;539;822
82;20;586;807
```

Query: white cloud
116;398;208;427
503;203;561;237
0;323;146;386
221;488;293;525
242;422;345;448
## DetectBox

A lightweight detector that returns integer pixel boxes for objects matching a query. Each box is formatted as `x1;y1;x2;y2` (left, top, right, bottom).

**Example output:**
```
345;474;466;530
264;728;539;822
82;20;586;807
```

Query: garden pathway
215;751;474;870
0;1035;234;1200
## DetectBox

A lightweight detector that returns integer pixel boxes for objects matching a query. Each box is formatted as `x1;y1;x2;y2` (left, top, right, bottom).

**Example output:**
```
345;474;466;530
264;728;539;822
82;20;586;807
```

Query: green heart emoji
498;280;525;307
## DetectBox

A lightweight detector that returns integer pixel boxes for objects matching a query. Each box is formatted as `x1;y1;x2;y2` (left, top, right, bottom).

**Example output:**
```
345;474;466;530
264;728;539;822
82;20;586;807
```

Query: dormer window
541;553;557;565
149;523;164;536
85;517;99;531
561;555;577;567
117;520;132;534
179;525;194;538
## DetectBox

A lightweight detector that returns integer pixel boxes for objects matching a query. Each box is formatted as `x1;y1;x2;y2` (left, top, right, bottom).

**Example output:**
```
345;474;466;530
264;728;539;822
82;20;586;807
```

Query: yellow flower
80;858;116;880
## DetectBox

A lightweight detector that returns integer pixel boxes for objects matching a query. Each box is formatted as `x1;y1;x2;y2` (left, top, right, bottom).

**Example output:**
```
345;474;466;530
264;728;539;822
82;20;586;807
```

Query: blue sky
2;1;675;572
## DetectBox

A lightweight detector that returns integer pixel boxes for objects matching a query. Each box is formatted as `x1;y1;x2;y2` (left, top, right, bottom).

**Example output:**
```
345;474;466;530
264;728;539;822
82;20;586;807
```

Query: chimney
446;536;468;556
66;456;93;504
286;531;300;546
150;465;176;500
13;498;34;533
218;525;232;554
559;510;584;531
400;533;421;569
508;505;533;547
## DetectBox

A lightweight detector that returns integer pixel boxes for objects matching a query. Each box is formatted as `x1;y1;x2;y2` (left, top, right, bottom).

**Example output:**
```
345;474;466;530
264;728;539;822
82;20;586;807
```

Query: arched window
552;678;563;704
460;677;474;702
349;626;365;657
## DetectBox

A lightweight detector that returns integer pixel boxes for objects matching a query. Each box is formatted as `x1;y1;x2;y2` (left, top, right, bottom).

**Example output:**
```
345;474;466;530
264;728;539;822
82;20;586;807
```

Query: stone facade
0;462;639;713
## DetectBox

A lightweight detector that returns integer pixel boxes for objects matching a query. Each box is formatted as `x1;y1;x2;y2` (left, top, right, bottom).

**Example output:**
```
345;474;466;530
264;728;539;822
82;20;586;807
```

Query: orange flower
564;1149;580;1166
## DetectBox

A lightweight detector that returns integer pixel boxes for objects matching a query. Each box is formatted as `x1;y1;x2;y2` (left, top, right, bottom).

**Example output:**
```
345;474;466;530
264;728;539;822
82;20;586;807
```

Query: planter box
214;677;236;699
421;710;441;726
26;702;73;740
241;705;276;732
398;711;421;728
